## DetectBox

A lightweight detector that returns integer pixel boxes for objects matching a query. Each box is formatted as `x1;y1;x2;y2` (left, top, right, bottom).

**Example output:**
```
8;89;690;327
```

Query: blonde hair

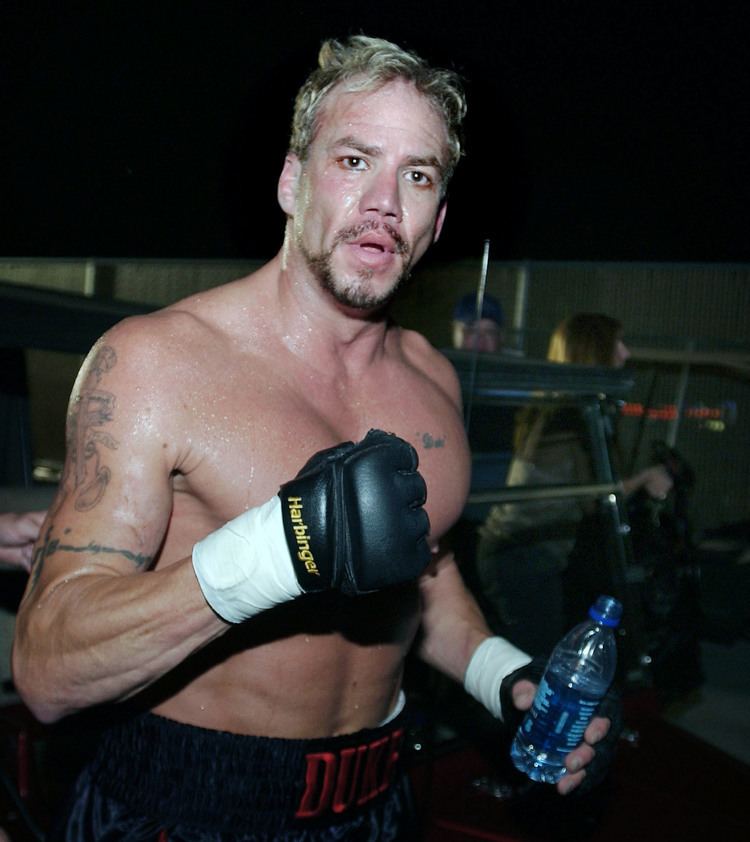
547;313;623;367
289;35;467;188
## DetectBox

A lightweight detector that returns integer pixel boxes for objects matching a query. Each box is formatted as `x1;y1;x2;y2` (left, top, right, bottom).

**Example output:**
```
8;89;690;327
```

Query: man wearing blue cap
452;292;504;353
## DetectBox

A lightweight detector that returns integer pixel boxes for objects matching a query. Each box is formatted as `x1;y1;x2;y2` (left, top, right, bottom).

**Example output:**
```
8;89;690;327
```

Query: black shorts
48;710;416;842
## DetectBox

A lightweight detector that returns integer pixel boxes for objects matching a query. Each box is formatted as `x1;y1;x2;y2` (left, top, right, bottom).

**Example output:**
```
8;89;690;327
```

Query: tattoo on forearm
29;526;153;591
66;345;119;512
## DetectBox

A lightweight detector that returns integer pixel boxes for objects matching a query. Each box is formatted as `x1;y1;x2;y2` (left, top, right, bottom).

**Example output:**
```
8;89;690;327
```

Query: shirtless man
12;36;614;841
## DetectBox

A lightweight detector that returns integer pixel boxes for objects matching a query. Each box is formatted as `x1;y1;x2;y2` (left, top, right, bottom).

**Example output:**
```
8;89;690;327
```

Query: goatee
303;222;411;311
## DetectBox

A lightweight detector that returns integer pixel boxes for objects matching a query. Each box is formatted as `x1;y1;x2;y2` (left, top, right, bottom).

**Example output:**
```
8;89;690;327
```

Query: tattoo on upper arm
63;345;120;512
29;526;153;591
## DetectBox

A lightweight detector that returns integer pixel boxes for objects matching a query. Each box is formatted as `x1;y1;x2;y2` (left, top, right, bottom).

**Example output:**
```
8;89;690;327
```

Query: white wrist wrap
463;636;533;721
192;496;303;623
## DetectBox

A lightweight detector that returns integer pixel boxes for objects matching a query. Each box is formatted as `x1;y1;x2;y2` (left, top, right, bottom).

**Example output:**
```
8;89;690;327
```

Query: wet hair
547;313;623;367
289;35;467;188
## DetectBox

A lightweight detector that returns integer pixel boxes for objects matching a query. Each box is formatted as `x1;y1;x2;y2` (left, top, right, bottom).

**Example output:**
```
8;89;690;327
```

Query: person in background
547;313;672;498
452;291;504;353
475;312;673;655
0;510;45;571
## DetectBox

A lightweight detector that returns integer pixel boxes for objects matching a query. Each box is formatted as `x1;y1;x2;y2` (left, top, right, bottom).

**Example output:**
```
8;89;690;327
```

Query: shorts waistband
90;710;408;832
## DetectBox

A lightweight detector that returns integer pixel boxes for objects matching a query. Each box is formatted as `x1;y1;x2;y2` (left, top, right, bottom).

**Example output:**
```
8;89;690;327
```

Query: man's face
454;318;502;353
279;79;449;311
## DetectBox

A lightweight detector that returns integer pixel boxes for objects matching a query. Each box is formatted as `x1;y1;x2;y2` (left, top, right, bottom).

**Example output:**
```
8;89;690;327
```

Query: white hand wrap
463;636;533;721
192;496;303;623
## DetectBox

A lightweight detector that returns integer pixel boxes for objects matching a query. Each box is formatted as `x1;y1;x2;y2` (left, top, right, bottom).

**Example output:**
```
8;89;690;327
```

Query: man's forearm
417;553;494;682
12;556;226;723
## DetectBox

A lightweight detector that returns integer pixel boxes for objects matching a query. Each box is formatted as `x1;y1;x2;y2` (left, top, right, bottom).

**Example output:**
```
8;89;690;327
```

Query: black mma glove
192;429;431;622
279;428;431;595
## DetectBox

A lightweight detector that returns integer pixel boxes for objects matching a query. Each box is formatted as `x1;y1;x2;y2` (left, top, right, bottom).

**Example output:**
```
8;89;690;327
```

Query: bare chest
169;359;469;543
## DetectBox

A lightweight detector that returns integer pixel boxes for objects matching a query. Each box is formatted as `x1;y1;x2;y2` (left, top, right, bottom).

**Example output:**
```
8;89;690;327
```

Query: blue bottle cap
588;595;623;627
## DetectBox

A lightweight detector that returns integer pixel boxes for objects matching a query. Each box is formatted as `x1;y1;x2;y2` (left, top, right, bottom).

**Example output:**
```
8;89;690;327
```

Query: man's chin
322;269;409;312
325;284;394;313
339;268;413;310
305;246;411;311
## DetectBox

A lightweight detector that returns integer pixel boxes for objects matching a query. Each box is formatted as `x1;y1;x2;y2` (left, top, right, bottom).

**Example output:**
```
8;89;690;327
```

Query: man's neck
271;248;394;377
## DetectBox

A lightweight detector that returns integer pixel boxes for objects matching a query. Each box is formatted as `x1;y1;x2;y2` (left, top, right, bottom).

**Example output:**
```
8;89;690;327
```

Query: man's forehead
313;79;449;158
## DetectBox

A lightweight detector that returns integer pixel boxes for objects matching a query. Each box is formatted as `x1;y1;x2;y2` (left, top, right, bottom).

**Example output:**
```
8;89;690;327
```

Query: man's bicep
30;336;175;587
32;494;167;583
29;457;172;592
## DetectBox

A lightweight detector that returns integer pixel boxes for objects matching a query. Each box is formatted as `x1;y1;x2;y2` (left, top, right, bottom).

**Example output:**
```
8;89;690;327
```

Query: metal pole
83;259;97;297
511;261;530;354
464;240;491;431
667;340;694;447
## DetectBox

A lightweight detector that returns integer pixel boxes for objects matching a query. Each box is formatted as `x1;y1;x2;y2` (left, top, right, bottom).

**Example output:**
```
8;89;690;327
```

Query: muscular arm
14;544;225;723
12;331;227;723
417;550;492;682
414;355;614;793
418;548;614;795
14;321;436;725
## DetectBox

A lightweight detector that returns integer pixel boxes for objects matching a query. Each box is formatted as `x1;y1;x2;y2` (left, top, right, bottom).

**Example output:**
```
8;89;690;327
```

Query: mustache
333;220;409;256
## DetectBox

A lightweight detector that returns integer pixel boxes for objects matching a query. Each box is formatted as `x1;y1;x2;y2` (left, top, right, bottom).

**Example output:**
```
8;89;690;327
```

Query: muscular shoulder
69;308;220;465
395;326;463;408
105;300;223;359
96;268;270;362
80;293;242;396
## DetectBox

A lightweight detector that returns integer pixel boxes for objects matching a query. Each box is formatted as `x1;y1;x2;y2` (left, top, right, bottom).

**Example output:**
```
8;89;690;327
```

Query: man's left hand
502;659;623;796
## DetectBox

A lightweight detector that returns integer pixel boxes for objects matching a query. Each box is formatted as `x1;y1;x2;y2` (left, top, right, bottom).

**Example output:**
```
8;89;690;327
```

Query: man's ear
433;199;448;243
278;154;302;215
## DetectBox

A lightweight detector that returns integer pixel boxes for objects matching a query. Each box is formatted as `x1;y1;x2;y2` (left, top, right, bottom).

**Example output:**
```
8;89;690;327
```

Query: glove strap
464;637;532;721
192;496;303;623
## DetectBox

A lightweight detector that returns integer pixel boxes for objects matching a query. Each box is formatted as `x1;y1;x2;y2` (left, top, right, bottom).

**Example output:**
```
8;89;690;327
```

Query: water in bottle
510;594;622;784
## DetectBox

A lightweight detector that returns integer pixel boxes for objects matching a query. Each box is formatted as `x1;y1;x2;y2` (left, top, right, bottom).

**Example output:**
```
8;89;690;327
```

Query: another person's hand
623;464;673;500
0;510;46;571
640;464;674;499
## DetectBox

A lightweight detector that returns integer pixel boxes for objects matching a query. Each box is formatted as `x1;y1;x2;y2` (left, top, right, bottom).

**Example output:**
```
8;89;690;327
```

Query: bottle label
521;671;600;756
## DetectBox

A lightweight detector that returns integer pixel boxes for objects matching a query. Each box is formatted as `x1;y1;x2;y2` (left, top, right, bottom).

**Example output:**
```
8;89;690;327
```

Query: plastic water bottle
510;594;622;784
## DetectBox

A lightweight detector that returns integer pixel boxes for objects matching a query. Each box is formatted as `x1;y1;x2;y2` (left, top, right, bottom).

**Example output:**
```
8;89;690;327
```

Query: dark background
2;0;748;263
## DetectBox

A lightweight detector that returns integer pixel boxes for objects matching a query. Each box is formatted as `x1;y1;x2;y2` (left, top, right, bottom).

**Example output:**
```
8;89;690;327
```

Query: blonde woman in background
475;313;672;655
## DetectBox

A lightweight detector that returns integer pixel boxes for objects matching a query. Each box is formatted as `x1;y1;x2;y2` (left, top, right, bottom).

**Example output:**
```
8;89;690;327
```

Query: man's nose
359;170;402;221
